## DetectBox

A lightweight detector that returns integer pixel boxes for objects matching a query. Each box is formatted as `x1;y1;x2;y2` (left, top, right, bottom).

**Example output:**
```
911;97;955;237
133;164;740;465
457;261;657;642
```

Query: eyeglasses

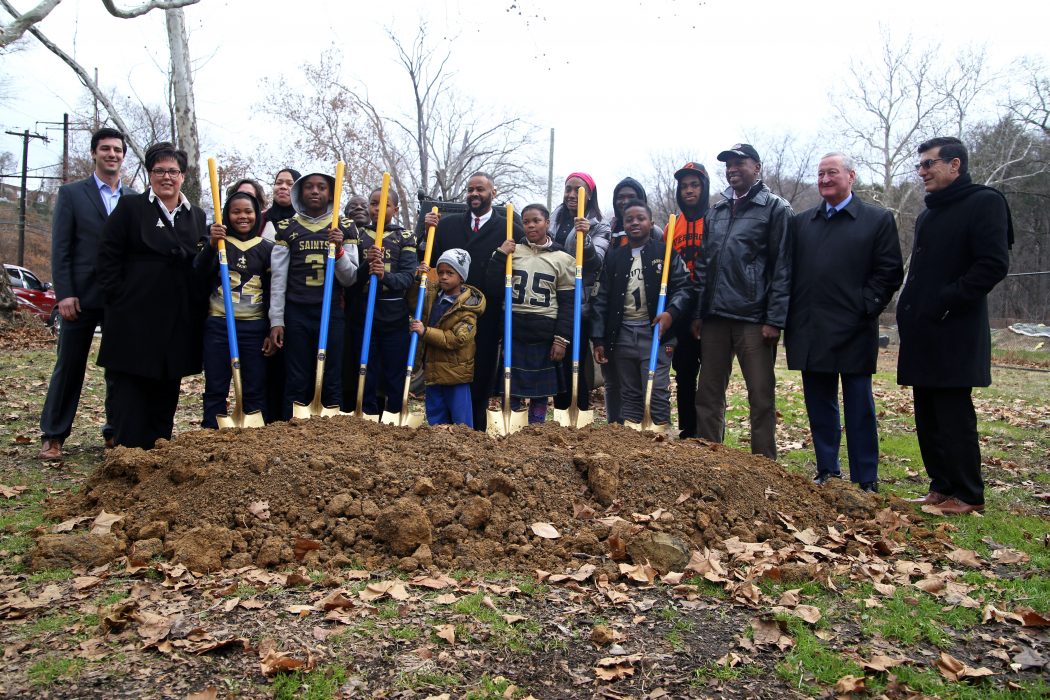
914;158;949;172
150;168;183;178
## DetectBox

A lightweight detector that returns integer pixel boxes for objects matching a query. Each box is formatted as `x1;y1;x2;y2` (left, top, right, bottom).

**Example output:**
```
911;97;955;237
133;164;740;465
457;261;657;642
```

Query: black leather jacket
693;182;792;328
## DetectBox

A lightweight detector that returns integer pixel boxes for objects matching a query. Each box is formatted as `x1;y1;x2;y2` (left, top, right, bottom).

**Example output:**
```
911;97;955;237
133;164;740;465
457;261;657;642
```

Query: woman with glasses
95;141;209;449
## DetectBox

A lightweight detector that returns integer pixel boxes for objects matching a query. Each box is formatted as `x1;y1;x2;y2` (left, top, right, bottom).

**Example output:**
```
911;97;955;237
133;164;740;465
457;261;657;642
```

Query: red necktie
473;216;479;232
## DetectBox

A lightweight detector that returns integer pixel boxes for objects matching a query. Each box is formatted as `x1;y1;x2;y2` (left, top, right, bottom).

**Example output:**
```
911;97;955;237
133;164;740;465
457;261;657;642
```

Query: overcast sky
2;0;1049;210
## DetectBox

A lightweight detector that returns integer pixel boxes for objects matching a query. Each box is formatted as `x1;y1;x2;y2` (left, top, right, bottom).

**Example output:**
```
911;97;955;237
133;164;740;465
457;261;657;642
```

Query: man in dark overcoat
38;128;136;460
896;136;1011;515
786;152;903;492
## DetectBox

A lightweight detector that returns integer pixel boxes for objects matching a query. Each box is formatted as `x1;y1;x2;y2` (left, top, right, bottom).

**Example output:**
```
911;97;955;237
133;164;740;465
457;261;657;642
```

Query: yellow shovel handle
206;158;224;256
575;186;586;265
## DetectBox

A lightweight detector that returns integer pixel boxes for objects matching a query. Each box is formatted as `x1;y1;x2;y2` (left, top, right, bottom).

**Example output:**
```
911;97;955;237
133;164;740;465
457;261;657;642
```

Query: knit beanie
436;248;471;282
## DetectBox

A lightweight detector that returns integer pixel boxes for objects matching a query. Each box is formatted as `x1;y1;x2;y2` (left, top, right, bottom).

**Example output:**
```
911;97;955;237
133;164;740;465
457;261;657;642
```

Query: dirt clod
30;533;121;571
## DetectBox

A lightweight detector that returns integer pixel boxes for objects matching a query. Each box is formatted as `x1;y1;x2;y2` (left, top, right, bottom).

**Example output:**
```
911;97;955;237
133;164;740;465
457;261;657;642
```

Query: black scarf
924;173;1014;248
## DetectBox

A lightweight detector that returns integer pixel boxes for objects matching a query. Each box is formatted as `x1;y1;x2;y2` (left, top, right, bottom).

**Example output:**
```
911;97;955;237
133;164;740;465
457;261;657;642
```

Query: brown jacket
414;282;487;386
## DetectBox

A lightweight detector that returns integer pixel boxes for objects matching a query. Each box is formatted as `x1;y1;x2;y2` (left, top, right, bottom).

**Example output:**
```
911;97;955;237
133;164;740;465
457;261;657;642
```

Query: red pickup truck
5;264;59;333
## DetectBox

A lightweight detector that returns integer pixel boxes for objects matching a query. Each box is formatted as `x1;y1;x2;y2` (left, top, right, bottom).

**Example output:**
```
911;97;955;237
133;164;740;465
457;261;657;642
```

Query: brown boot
928;497;985;515
38;439;62;460
906;491;948;505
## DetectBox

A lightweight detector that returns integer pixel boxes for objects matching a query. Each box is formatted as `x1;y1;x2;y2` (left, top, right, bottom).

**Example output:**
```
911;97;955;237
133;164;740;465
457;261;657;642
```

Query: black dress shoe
813;472;842;486
859;482;879;493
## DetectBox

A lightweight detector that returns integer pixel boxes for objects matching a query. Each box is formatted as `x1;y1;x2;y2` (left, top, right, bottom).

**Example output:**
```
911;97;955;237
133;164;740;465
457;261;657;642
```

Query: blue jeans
426;384;473;427
283;301;344;419
202;316;268;429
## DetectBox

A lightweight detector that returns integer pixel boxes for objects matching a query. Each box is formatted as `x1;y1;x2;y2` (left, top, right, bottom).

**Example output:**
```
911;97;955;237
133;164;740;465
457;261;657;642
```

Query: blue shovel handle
218;245;240;363
317;243;337;358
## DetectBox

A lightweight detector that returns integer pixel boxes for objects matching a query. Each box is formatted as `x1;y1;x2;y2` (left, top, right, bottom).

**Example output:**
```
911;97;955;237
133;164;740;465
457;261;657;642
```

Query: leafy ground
0;321;1047;699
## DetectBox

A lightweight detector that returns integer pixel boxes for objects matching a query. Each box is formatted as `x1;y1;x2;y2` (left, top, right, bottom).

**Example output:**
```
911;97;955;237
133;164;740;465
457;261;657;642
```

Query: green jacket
415;282;487;386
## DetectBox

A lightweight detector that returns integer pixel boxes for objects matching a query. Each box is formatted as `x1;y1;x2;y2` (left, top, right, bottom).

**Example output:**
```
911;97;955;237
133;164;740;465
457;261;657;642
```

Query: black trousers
671;319;701;438
39;308;113;442
107;369;181;449
471;308;502;431
913;386;984;505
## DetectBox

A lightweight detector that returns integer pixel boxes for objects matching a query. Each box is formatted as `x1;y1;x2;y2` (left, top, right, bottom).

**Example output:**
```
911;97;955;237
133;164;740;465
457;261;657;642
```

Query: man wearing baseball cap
690;144;792;459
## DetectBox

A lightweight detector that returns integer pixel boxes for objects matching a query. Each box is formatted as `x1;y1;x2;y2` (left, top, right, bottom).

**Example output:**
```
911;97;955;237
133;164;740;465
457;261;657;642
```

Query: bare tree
747;131;822;210
0;0;197;47
261;32;542;230
2;0;203;200
259;48;386;202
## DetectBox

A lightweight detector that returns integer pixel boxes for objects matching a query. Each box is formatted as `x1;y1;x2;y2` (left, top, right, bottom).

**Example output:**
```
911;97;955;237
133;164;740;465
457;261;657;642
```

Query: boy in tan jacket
410;249;486;427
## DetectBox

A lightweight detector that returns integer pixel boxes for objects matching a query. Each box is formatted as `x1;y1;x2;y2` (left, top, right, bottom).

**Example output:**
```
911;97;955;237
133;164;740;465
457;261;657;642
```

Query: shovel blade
216;411;266;430
215;414;237;430
241;411;265;428
291;401;346;420
624;420;644;432
380;410;425;428
552;407;594;429
486;408;528;437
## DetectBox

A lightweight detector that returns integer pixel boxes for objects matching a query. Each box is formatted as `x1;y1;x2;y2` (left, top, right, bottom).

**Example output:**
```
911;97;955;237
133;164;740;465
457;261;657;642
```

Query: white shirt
148;188;192;224
93;173;123;215
471;209;493;231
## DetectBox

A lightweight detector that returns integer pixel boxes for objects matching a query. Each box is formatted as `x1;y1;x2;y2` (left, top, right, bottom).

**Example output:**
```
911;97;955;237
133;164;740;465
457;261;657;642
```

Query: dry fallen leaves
433;624;456;645
834;674;865;693
90;510;123;535
530;522;561;539
594;653;643;681
936;651;994;681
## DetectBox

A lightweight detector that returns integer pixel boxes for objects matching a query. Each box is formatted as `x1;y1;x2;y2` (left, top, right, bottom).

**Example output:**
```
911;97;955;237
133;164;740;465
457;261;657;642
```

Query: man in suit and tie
785;152;903;492
38;127;134;460
425;172;524;430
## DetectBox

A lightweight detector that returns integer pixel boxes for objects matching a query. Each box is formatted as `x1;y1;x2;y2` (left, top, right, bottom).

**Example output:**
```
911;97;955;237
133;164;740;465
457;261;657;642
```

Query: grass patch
27;568;75;585
464;674;523;699
271;664;349;700
775;619;863;694
27;657;85;687
396;669;461;691
858;587;979;647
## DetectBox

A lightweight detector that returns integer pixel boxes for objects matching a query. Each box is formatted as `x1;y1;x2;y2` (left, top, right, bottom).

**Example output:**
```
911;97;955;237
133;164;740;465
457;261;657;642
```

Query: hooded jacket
609;177;664;247
673;164;710;282
547;205;611;312
692;181;792;328
411;283;487;385
268;171;360;328
194;192;274;321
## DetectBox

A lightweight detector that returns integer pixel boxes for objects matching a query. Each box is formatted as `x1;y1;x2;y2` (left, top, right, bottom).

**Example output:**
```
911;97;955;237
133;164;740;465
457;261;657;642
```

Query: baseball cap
674;161;708;181
716;143;761;163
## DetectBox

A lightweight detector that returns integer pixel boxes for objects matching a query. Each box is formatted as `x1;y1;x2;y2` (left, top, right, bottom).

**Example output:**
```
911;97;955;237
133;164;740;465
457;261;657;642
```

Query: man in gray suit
38;127;134;460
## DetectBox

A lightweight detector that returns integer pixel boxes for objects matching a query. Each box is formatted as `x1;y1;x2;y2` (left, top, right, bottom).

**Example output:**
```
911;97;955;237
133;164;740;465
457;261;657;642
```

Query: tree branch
0;0;60;48
100;0;198;19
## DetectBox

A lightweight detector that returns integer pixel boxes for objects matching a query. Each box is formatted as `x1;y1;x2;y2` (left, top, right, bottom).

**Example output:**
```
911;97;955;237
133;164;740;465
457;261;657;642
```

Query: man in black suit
38;128;134;460
785;152;903;493
425;172;523;430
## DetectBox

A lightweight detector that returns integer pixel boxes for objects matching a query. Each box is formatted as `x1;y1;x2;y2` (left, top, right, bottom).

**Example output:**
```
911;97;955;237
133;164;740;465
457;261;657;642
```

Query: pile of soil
0;311;55;350
42;418;880;574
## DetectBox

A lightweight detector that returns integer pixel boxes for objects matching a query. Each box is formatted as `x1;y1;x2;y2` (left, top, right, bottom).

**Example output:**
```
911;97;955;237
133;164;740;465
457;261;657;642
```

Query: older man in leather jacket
691;143;792;459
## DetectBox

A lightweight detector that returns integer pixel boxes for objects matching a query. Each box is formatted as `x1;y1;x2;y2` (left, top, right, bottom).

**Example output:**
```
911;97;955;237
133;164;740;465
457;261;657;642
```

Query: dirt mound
0;311;55;350
45;418;880;574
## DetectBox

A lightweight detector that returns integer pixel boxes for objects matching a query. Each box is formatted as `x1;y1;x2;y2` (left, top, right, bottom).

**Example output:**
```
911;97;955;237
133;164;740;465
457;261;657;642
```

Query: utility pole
5;129;49;267
546;128;555;211
62;113;69;184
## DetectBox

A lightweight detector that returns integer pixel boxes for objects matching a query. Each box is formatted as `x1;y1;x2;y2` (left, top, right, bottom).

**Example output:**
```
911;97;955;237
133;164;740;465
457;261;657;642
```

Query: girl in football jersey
196;191;275;428
486;204;575;424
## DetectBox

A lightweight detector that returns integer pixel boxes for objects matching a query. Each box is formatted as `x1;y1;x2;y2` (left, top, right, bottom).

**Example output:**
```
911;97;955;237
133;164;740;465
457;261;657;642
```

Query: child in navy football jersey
196;192;274;428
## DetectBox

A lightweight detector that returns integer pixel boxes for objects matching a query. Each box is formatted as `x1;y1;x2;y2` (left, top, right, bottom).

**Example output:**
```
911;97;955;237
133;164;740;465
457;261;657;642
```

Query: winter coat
345;224;418;331
785;196;903;375
896;176;1010;387
693;181;793;328
95;191;208;380
414;283;487;386
590;237;693;352
548;204;611;312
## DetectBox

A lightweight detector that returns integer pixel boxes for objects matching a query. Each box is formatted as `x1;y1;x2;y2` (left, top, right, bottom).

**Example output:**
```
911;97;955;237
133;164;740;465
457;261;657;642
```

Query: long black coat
896;184;1010;388
95;192;208;380
785;196;903;375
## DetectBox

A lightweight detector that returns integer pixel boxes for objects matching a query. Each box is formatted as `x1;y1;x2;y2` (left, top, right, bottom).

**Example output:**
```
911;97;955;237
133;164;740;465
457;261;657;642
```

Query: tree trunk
0;257;17;324
165;7;201;205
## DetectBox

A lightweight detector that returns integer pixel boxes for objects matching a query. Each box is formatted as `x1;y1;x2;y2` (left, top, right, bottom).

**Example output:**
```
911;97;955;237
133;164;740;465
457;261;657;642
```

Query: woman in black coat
95;142;208;449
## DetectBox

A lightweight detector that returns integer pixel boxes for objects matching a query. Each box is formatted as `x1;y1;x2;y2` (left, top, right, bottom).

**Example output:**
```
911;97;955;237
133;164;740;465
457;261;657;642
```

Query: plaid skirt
508;338;562;398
